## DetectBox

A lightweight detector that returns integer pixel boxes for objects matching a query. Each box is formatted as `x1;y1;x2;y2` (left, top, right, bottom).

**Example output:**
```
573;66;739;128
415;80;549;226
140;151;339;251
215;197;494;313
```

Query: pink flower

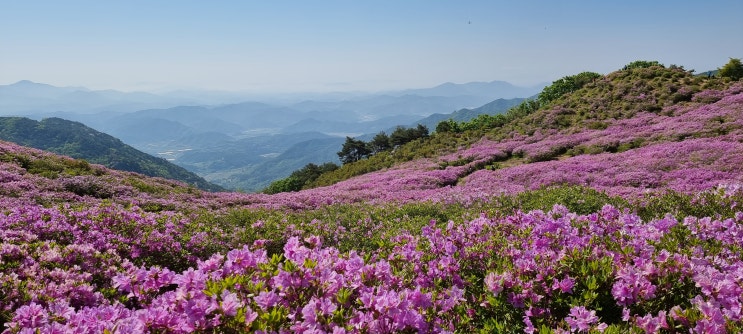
220;291;241;316
485;272;504;296
254;290;280;311
245;307;258;325
523;315;536;334
565;306;599;333
552;276;575;294
11;302;48;328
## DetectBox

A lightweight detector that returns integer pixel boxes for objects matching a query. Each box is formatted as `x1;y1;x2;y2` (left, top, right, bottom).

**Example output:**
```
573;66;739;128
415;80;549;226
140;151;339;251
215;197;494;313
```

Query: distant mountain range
1;79;544;191
391;80;542;100
0;117;222;191
0;80;194;114
413;97;528;130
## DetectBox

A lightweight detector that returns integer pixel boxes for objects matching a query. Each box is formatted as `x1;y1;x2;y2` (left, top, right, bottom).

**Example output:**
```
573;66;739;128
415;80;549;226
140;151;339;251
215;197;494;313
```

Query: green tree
337;137;370;164
368;132;392;154
718;58;743;81
389;126;411;147
390;124;429;147
435;119;460;133
415;124;430;138
290;163;321;184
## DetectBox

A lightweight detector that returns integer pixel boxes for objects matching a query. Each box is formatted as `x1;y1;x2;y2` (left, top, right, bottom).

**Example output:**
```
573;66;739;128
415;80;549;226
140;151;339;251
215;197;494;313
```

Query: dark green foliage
337;137;371;164
718;58;743;81
263;176;304;195
292;162;339;186
416;124;430;138
389;124;429;147
435;119;460;133
328;124;429;173
368;132;392;154
263;162;339;194
623;60;664;70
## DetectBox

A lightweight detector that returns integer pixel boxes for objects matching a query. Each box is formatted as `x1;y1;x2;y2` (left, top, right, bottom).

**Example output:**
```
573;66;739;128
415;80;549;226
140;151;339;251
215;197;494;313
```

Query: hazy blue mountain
0;117;222;191
414;97;527;130
108;117;198;145
0;80;84;98
282;114;422;135
0;81;202;114
102;103;304;138
289;94;490;120
392;80;544;99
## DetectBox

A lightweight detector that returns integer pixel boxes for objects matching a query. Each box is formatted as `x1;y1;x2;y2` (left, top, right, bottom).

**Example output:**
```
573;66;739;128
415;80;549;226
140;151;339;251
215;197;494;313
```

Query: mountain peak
397;80;542;100
10;80;49;87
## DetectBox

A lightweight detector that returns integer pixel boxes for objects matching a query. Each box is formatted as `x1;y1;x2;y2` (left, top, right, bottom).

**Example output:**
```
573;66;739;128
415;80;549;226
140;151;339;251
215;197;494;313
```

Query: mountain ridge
0;116;223;191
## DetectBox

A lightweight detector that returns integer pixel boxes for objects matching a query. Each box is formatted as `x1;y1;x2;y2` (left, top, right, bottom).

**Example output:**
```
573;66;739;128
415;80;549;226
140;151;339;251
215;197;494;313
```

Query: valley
1;80;538;191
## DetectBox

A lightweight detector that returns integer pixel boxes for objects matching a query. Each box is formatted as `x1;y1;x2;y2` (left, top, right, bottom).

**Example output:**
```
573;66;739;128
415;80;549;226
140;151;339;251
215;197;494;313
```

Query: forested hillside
0;117;222;191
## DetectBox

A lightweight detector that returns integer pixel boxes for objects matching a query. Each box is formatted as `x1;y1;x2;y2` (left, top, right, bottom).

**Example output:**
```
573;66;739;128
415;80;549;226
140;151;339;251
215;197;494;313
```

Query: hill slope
302;63;742;191
0;117;222;191
0;62;742;333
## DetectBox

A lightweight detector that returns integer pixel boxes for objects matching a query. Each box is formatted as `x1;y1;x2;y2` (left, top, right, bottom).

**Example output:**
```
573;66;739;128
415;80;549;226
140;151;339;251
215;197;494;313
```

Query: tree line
337;124;429;164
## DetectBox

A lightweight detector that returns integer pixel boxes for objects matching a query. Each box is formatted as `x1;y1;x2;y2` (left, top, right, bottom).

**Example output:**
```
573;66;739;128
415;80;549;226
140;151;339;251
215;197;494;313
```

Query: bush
623;60;664;70
263;176;303;194
538;72;603;106
718;57;743;81
60;175;114;198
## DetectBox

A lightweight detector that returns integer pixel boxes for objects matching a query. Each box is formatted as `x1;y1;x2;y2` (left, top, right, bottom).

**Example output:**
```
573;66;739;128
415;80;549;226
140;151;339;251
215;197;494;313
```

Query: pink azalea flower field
1;83;742;332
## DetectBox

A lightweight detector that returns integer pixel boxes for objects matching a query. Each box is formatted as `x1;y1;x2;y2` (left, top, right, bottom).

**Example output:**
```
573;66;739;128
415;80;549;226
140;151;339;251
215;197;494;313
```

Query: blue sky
2;0;742;93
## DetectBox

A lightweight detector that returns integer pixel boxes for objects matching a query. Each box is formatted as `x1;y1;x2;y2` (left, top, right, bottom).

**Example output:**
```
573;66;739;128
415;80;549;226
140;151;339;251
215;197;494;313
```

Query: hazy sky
2;0;742;93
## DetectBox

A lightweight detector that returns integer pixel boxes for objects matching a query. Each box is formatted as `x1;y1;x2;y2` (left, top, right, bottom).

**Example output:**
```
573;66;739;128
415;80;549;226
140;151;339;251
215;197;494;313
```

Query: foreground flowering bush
3;199;742;333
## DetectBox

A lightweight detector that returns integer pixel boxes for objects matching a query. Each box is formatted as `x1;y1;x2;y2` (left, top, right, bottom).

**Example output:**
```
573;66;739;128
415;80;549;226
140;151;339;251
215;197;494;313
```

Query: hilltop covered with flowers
1;63;742;333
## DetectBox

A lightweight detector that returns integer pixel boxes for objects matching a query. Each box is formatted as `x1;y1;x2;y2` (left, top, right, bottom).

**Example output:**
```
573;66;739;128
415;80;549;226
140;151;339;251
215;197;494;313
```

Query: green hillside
294;61;735;189
0;117;223;191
